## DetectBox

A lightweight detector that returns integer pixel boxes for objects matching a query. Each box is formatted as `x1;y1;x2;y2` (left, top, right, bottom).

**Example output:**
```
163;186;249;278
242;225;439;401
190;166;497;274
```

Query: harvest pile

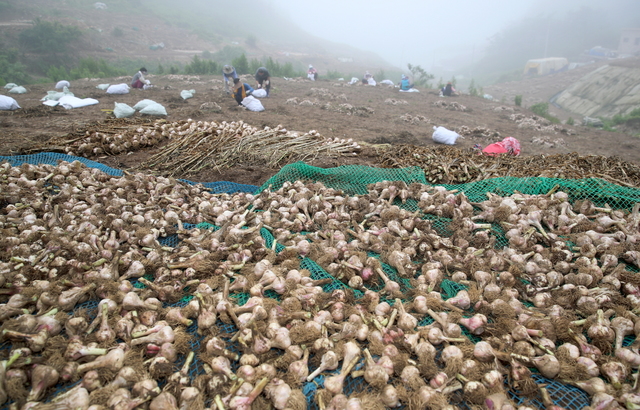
1;158;640;410
380;145;640;187
44;119;361;176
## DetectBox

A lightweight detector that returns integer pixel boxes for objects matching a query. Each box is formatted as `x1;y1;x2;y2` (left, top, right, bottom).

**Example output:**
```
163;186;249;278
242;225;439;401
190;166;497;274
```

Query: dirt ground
1;70;639;188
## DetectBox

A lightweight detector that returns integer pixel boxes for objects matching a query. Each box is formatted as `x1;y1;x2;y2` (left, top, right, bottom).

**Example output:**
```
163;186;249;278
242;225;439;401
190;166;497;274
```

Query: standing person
222;65;238;94
254;67;271;97
131;67;150;89
307;65;318;81
232;78;254;106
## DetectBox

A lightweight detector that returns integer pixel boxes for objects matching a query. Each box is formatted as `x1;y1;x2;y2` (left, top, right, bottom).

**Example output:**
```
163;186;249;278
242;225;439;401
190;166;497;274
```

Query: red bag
481;137;521;156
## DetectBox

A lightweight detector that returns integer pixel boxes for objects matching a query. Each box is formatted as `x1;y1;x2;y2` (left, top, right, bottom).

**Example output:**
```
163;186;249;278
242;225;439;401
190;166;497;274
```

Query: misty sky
267;0;607;75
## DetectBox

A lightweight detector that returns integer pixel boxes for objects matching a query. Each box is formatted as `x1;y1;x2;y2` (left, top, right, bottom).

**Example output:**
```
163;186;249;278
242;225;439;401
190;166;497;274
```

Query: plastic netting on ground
0;153;124;176
4;156;640;409
258;161;427;195
0;152;259;196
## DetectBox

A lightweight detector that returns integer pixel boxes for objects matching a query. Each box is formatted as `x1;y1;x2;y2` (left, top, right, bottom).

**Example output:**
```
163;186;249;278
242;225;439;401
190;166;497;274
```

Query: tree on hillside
19;19;82;55
407;64;434;88
19;18;82;69
232;54;249;75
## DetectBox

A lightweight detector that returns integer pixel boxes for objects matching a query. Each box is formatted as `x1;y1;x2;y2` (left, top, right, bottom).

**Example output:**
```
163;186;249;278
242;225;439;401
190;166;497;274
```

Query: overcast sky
267;0;604;74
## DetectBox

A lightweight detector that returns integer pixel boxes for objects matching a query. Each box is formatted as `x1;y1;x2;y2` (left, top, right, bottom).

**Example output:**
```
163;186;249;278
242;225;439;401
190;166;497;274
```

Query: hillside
554;58;640;118
0;0;399;78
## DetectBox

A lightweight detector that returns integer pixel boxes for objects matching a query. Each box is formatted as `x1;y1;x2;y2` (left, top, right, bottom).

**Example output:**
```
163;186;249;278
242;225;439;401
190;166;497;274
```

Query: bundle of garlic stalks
41;118;158;157
141;120;360;176
380;145;640;187
3;160;640;410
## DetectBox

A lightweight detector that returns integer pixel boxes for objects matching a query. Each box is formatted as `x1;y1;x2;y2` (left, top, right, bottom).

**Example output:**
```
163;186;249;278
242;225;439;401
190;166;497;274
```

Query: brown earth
1;70;639;188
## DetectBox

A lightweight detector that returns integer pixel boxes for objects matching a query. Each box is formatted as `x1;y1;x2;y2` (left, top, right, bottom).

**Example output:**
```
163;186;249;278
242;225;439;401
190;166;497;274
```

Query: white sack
9;86;27;94
96;84;110;90
399;88;419;93
41;87;74;101
55;80;70;90
106;83;130;95
139;102;167;116
241;95;264;112
133;99;157;111
0;95;20;110
432;126;463;145
252;89;267;98
348;77;359;85
180;89;195;100
113;102;136;118
58;95;99;109
3;83;18;89
380;79;394;85
367;78;376;86
307;73;315;81
42;100;59;107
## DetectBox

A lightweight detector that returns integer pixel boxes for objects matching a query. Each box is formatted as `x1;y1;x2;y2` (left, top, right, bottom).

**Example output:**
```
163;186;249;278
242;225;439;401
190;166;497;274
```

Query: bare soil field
1;71;639;187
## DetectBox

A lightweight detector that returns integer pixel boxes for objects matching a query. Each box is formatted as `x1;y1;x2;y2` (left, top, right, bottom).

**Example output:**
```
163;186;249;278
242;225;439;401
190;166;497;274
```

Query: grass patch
530;102;560;124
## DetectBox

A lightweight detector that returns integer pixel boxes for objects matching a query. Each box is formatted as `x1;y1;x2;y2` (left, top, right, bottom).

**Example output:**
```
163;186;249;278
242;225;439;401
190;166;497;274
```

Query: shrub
184;55;219;75
530;102;549;117
515;95;522;106
47;58;126;81
232;54;249;75
566;117;574;125
19;19;82;54
468;79;479;97
245;34;257;48
407;63;434;88
0;46;31;84
326;70;343;80
530;102;560;124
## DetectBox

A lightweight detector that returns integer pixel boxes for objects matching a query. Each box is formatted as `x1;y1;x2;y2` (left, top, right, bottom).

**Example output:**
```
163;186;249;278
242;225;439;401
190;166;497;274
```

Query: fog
267;0;637;80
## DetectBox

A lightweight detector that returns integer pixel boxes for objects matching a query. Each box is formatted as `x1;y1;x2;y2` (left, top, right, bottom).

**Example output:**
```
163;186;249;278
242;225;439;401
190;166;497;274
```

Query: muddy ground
1;71;639;187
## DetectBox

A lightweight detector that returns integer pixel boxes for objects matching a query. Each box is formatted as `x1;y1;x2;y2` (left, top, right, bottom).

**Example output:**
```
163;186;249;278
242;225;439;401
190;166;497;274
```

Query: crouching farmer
232;78;254;106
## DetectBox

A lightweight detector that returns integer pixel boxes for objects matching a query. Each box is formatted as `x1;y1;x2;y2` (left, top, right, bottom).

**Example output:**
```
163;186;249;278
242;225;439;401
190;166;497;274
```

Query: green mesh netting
258;162;427;195
258;163;640;210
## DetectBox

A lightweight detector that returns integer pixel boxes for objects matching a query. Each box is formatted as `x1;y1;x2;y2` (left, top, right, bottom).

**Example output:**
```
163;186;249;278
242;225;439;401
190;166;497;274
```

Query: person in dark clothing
255;67;271;96
442;82;457;96
232;78;254;106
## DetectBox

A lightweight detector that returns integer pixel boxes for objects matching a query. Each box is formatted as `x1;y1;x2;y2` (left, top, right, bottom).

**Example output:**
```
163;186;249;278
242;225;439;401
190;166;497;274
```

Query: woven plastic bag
241;95;265;112
9;86;27;94
0;95;20;110
3;83;17;89
432;126;463;145
55;80;70;90
96;84;110;90
133;99;157;111
180;89;195;100
139;102;167;116
106;83;130;95
113;102;136;118
252;89;267;98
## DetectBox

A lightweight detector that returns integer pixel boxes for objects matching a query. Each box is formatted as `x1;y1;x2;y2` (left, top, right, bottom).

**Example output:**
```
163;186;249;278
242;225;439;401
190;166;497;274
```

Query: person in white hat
307;65;318;81
222;65;238;94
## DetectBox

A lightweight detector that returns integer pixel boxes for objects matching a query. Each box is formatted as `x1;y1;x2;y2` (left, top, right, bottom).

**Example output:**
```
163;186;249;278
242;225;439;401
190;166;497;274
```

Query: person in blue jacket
399;74;414;91
223;65;238;94
232;78;254;106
